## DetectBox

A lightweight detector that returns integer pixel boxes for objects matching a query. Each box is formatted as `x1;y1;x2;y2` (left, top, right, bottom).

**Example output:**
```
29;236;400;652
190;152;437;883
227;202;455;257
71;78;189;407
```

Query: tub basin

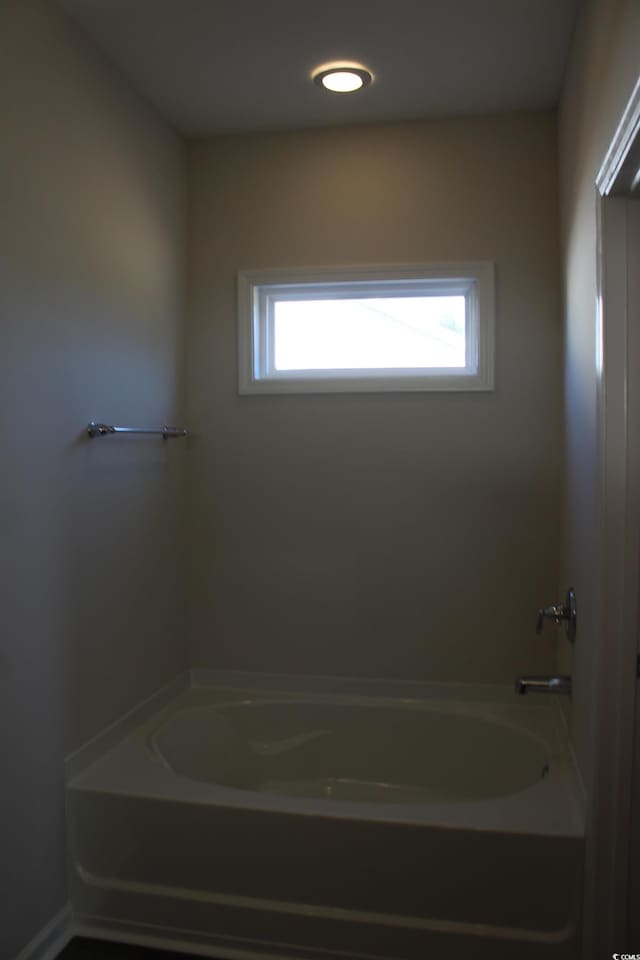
151;699;550;803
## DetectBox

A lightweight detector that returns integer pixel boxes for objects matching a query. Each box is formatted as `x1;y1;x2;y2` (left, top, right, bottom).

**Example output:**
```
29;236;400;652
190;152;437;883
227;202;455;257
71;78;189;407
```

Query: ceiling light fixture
312;63;373;94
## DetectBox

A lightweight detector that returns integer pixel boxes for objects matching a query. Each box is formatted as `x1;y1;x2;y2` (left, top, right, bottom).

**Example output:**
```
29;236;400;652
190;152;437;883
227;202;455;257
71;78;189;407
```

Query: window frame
237;262;495;395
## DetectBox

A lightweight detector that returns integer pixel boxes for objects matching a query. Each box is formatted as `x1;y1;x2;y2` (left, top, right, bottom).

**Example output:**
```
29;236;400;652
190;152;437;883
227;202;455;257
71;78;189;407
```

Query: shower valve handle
536;588;577;643
536;604;567;632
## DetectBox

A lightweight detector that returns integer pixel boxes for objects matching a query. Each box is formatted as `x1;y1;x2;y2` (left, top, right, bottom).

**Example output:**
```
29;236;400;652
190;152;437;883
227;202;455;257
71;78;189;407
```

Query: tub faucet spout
515;675;572;696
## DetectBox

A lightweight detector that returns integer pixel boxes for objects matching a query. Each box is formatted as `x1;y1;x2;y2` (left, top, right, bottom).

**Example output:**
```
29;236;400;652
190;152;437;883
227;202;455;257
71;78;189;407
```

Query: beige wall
559;0;640;789
0;2;186;956
186;113;562;684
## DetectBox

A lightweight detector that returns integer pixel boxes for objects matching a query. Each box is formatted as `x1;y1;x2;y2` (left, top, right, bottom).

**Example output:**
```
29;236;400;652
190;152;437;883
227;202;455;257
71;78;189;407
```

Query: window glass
273;296;466;371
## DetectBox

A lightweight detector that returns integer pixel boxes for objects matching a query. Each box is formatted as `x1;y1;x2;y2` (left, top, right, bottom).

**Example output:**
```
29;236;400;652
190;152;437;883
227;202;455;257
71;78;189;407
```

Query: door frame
587;74;640;956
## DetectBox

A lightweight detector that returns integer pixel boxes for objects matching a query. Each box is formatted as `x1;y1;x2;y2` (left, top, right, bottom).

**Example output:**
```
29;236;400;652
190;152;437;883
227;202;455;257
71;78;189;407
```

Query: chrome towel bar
87;421;189;440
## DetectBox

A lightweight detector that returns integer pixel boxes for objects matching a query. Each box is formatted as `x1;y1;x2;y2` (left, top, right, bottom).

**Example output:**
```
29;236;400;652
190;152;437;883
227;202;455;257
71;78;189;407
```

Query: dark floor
58;938;202;960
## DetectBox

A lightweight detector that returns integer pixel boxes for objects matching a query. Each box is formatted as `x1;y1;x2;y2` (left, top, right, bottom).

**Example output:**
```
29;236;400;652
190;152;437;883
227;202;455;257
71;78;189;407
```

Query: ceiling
59;0;583;138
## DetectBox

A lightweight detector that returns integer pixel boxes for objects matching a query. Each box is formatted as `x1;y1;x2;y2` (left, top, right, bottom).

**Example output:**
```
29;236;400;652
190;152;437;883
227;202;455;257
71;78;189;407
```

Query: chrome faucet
516;675;572;696
515;589;576;696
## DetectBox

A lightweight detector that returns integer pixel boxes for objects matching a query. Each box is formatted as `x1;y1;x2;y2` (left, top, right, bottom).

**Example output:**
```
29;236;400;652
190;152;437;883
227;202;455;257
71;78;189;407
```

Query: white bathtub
66;671;584;960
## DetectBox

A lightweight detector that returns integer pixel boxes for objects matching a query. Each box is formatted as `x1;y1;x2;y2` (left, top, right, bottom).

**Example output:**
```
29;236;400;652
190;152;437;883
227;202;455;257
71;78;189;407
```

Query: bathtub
66;671;584;960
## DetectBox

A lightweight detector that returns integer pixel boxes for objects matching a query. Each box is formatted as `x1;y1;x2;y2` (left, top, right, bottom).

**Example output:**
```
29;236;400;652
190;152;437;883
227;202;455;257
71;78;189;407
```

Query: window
238;262;494;394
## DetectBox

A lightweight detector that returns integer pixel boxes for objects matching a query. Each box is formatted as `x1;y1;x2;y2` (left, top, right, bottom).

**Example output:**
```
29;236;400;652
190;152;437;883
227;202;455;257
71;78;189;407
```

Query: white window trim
237;262;495;394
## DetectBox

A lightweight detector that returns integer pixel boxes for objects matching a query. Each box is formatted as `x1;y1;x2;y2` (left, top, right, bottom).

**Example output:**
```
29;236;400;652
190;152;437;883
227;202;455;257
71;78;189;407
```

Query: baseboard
13;905;73;960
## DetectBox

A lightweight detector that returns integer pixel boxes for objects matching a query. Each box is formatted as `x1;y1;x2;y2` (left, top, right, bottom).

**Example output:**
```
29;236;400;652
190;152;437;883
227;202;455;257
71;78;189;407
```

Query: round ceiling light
312;63;373;93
